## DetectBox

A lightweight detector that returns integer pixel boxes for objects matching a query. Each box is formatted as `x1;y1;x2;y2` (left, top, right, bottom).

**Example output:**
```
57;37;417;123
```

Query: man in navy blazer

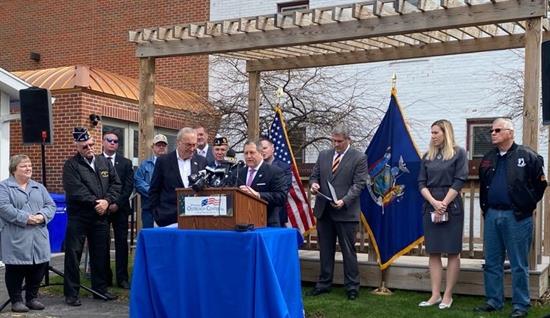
237;140;287;227
150;127;207;227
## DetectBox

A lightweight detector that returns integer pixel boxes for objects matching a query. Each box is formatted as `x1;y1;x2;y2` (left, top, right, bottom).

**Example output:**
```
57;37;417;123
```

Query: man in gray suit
308;125;368;300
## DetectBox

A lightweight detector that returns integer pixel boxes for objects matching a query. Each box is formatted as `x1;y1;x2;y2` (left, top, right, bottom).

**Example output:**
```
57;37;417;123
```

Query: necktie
246;169;256;186
106;156;114;166
332;153;342;174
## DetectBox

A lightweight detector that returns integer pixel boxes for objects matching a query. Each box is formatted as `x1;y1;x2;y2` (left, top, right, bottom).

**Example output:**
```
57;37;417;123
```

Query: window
466;118;499;159
288;126;307;164
278;0;309;13
102;118;177;166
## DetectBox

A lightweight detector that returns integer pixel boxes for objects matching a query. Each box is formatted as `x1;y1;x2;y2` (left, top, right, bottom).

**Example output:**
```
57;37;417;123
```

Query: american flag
269;106;315;235
201;197;220;206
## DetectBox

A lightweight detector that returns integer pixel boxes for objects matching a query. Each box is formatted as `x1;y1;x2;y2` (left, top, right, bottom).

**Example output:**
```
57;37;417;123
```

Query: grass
302;284;550;318
40;262;550;317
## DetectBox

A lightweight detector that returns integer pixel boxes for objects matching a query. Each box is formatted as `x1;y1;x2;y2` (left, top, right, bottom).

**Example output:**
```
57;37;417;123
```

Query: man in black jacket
62;127;121;306
102;131;133;289
475;118;547;318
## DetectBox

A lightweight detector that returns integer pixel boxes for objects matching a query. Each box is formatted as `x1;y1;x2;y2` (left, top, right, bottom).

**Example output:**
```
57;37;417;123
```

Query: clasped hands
27;214;45;225
239;185;260;199
95;199;110;215
431;200;447;223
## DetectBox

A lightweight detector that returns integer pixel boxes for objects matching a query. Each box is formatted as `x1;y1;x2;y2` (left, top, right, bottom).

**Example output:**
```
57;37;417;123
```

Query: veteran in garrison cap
62;127;121;306
208;136;232;169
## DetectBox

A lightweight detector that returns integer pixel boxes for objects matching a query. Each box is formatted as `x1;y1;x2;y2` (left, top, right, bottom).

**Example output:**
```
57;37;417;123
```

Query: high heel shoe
418;297;442;307
439;298;453;309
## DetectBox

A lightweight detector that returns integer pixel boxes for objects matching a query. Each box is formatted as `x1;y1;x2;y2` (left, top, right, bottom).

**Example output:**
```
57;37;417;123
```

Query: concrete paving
0;254;129;317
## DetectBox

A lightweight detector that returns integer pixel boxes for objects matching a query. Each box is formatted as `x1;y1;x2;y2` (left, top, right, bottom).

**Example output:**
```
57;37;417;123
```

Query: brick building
12;65;218;192
0;0;210;97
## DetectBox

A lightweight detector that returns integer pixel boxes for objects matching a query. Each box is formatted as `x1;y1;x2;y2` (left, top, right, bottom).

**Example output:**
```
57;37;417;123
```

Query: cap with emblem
152;134;168;145
73;127;90;142
213;136;228;146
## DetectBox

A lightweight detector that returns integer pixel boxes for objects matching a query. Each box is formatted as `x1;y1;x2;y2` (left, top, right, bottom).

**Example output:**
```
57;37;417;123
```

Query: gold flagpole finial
275;87;284;108
391;73;397;95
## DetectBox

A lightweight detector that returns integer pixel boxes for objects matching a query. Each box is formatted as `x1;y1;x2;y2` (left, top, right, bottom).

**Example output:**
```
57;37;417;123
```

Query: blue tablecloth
130;228;304;318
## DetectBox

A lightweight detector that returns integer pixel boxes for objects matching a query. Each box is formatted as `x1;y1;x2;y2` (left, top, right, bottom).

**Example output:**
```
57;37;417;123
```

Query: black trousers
5;262;47;303
316;215;360;292
63;215;110;297
105;209;129;285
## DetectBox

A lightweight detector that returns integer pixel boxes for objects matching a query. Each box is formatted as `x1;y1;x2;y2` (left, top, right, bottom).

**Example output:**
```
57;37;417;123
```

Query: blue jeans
483;209;532;311
141;209;154;228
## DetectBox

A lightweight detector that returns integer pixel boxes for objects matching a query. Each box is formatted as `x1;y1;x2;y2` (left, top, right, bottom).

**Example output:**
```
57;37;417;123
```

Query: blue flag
360;89;424;270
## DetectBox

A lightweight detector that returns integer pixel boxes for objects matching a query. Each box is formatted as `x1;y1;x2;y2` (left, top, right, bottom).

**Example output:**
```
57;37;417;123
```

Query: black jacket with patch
479;143;547;220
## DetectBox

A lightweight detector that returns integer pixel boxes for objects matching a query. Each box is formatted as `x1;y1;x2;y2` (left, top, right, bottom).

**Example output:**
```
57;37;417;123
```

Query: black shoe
11;301;29;313
347;290;358;300
94;291;118;301
26;298;45;310
307;288;331;296
65;296;82;307
474;303;497;313
117;281;130;289
510;309;528;318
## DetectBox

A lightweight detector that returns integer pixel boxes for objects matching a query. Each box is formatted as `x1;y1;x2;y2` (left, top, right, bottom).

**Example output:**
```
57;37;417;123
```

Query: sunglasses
105;138;119;144
490;128;511;134
82;143;95;150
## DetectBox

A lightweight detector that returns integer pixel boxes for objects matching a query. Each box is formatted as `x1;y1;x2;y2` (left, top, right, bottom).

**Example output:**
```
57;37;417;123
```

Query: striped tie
332;152;342;174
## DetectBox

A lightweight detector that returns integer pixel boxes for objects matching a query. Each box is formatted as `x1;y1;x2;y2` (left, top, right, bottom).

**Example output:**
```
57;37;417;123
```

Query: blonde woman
417;120;468;309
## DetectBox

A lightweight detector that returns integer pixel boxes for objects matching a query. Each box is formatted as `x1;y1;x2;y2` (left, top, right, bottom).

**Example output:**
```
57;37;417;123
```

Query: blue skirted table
130;228;304;318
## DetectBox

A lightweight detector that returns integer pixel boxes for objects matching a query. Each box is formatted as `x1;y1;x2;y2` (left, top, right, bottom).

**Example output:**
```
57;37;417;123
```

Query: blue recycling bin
47;193;67;253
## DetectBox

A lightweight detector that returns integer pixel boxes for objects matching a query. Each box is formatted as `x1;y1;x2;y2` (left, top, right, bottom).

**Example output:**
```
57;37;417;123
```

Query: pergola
129;0;549;267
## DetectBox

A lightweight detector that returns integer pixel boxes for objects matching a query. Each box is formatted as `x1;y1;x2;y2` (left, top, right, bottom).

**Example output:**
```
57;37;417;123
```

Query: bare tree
490;49;524;119
209;56;387;155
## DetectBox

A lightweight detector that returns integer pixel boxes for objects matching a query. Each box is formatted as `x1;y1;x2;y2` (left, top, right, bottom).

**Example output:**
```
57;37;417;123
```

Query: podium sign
180;195;231;216
177;187;267;230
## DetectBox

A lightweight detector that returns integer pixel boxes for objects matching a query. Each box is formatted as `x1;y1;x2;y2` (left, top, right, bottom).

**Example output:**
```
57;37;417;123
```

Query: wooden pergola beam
133;0;546;58
246;33;531;72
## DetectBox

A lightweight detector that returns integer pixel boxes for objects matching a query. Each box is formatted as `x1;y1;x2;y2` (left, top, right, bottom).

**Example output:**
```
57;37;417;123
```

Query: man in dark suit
259;137;292;225
150;127;207;227
308;125;368;300
237;140;287;227
101;131;133;289
195;125;215;164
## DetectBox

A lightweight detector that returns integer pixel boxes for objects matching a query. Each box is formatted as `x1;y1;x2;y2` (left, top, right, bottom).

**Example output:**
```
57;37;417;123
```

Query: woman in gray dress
417;120;468;310
0;155;55;312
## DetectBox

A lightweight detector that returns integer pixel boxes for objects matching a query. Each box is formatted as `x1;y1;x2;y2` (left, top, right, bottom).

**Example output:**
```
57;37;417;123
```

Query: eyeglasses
490;128;512;134
105;138;119;144
82;143;95;150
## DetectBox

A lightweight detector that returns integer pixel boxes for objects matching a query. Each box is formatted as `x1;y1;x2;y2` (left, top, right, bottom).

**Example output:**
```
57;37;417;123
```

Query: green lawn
302;285;550;318
41;263;550;317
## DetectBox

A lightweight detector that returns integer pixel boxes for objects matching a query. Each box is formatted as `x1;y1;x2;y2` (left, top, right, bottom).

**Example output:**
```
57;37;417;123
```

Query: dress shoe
307;288;330;296
65;296;82;307
11;301;29;313
474;303;497;313
418;296;442;307
510;309;528;318
438;298;453;309
347;290;358;300
118;281;131;289
94;291;118;301
26;298;45;310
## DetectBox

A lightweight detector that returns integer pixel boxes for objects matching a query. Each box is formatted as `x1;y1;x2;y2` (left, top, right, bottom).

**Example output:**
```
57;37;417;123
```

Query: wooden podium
176;187;267;230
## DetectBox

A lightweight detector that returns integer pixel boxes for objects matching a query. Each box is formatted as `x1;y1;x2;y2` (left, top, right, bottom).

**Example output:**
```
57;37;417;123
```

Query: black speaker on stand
542;41;550;125
19;87;53;144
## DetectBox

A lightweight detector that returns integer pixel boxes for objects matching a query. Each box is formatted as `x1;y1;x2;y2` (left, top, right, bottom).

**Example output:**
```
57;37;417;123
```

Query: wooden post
523;17;543;268
544;129;550;256
247;70;260;140
137;57;156;232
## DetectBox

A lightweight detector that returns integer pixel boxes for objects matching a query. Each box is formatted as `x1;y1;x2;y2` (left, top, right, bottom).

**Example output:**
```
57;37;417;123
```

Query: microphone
222;156;237;164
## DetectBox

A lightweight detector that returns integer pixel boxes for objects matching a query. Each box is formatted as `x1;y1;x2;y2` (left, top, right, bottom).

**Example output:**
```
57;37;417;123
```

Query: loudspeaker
543;41;550;125
19;87;53;144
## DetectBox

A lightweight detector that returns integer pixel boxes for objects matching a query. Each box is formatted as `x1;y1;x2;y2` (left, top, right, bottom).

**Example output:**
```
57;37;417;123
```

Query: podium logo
201;198;221;207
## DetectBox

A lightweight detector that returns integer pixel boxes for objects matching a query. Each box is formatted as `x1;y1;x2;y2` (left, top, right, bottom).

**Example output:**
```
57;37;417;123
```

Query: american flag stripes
269;106;315;235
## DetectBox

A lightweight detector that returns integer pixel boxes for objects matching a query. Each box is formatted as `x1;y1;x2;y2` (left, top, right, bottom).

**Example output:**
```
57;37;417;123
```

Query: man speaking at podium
237;140;287;227
149;127;206;227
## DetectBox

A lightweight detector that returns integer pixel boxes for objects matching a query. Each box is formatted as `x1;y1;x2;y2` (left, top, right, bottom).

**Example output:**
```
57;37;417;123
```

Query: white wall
210;0;549;165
